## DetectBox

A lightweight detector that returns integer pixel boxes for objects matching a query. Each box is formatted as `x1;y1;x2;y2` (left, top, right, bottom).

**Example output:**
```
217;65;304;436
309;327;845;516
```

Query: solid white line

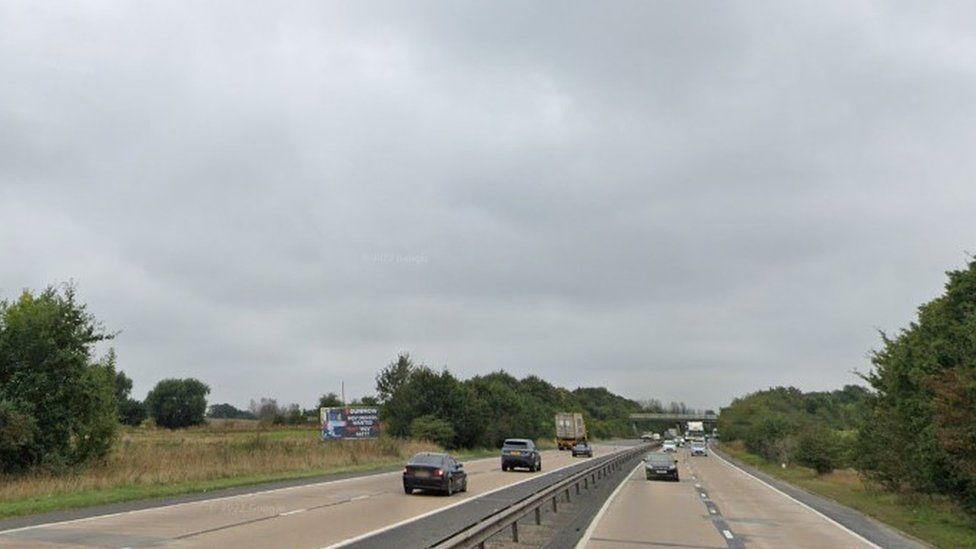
0;454;500;536
279;509;306;516
574;462;643;549
722;529;734;539
711;448;881;549
327;447;631;549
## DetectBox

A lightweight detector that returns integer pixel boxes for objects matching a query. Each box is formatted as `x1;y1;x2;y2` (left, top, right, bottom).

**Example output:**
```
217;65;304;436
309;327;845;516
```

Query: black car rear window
503;440;529;448
409;453;445;465
646;454;673;465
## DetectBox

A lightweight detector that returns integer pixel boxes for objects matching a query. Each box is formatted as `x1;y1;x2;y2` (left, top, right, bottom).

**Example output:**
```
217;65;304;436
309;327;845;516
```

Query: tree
145;378;210;429
119;398;147;426
207;403;255;419
106;352;146;426
250;398;282;424
318;392;343;408
0;285;118;472
376;353;414;404
858;259;976;508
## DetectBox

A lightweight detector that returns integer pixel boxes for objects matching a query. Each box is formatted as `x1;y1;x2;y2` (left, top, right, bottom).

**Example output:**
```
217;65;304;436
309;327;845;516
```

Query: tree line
375;353;643;449
0;283;652;476
720;258;976;512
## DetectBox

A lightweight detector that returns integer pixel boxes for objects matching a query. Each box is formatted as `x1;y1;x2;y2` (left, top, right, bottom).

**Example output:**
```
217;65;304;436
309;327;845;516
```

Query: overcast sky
2;2;975;410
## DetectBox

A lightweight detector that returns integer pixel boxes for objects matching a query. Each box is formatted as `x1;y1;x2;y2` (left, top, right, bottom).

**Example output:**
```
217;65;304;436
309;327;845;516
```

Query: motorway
0;444;629;548
580;445;925;549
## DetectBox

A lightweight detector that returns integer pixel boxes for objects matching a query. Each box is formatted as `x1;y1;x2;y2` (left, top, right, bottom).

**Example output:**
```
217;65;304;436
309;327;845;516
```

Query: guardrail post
576;482;581;495
584;477;589;489
565;487;571;502
552;495;558;512
534;506;542;525
512;521;519;542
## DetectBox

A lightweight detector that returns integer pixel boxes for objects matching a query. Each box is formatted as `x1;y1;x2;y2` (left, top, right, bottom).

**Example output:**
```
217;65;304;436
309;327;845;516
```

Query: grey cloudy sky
3;1;975;410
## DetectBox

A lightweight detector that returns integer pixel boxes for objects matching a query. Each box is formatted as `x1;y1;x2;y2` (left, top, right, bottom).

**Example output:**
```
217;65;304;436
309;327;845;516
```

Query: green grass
719;442;976;549
0;461;400;519
0;424;499;521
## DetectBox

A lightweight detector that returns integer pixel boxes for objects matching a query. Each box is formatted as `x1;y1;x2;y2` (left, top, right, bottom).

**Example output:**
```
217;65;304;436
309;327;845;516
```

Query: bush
795;425;844;474
119;398;147;426
146;378;210;429
0;286;118;472
410;415;456;448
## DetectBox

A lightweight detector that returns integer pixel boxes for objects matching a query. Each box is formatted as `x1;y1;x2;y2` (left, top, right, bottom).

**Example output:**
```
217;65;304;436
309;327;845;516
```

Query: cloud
2;1;975;409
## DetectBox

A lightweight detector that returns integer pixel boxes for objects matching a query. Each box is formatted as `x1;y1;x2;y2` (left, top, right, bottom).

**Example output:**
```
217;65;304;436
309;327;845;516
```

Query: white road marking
350;495;369;501
695;483;702;488
574;462;643;549
710;448;881;549
279;509;306;516
700;492;707;498
709;508;717;514
0;454;501;536
722;529;734;540
327;446;632;549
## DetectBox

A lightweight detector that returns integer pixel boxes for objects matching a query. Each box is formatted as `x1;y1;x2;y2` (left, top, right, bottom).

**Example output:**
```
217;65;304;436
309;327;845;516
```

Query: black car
644;452;679;481
403;452;467;495
501;438;542;471
571;442;593;457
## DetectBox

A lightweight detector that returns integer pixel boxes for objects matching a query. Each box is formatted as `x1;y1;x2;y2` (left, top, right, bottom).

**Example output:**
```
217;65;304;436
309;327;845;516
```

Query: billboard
320;407;380;440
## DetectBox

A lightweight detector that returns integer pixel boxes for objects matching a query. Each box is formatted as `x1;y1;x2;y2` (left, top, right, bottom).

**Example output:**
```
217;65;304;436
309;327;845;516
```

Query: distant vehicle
664;428;679;439
555;412;587;450
640;432;654;441
711;429;720;440
652;433;661;441
403;452;467;495
690;441;708;456
675;436;686;447
501;438;542;471
571;442;593;457
644;452;679;481
662;440;677;452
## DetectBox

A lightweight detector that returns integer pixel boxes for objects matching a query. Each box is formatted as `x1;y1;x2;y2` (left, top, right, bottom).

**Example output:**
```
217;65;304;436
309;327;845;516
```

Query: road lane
582;454;727;549
582;446;882;549
1;444;628;548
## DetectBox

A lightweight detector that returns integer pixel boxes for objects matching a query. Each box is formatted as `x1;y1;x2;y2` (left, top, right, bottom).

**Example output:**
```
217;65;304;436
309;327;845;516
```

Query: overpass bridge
628;412;718;422
628;412;719;434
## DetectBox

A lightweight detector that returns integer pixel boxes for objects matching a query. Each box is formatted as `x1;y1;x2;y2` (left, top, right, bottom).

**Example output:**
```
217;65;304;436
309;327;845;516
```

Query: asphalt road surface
579;445;927;549
0;444;629;548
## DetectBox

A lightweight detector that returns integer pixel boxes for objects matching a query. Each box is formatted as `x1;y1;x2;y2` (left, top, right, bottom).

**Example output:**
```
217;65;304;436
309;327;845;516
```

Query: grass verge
719;441;976;549
0;425;497;521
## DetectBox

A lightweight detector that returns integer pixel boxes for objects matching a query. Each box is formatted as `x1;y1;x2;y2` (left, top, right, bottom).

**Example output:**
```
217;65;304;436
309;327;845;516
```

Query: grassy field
0;424;497;520
719;441;976;548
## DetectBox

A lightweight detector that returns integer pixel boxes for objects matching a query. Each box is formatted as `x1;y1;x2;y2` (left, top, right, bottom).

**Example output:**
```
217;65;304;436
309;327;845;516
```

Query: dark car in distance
501;438;542;471
403;452;467;495
644;452;679;481
571;442;593;457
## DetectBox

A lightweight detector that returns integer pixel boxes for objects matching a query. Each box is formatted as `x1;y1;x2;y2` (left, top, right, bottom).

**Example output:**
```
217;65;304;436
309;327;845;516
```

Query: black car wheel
404;485;413;494
461;479;468;492
445;478;453;496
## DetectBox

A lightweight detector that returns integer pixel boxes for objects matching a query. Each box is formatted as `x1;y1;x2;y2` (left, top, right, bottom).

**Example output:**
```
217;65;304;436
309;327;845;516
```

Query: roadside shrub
410;415;456;448
795;425;844;474
146;378;210;429
0;286;118;472
0;400;37;474
119;399;147;426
